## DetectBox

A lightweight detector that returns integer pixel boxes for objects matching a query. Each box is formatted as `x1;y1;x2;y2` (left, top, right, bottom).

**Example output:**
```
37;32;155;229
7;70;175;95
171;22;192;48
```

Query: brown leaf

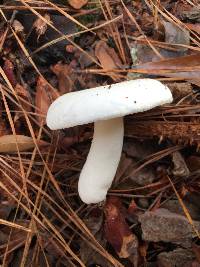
33;13;51;39
12;20;24;33
185;23;200;34
104;197;138;260
0;134;46;153
128;199;138;217
0;103;10;137
15;83;32;112
172;151;190;177
95;40;122;80
35;76;59;126
134;53;200;80
192;243;200;263
186;156;200;172
3;59;17;87
51;62;75;94
68;0;88;9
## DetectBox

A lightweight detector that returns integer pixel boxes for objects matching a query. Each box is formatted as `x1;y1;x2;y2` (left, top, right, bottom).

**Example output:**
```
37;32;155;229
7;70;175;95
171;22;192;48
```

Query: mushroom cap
46;79;172;130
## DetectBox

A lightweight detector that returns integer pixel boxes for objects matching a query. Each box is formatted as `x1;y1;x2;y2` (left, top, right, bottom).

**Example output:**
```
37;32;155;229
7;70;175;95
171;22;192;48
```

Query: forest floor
0;0;200;266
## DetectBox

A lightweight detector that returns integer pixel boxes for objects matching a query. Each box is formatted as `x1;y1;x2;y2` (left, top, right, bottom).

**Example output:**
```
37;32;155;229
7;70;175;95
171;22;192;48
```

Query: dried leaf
12;20;24;33
33;13;51;39
95;40;122;80
104;197;138;260
172;151;190;177
186;156;200;172
15;83;32;112
185;23;200;34
68;0;88;9
192;243;200;263
35;77;58;125
133;54;200;80
51;62;75;94
162;20;190;51
3;59;17;87
0;135;44;152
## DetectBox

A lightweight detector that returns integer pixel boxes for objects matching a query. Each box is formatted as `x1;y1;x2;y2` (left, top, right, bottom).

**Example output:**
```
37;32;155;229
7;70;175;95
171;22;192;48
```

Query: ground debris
139;208;200;246
157;248;196;267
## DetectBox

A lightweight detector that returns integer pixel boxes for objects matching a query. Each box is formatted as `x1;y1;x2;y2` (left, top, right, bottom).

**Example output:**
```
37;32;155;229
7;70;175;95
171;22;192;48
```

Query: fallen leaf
68;0;88;9
15;83;32;112
0;103;10;137
0;135;45;153
192;243;200;263
33;13;51;40
185;23;200;34
133;53;200;80
95;40;122;80
172;151;190;177
3;59;17;87
104;197;138;260
51;62;75;94
12;20;24;33
186;156;200;172
162;20;190;52
35;76;59;126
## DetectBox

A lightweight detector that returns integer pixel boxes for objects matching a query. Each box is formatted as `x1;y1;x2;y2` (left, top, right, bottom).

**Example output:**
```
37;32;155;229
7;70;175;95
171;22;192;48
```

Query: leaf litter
0;0;199;266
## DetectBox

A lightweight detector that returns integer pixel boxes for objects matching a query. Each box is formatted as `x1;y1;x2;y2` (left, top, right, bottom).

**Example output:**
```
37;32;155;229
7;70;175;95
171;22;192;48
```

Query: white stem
78;117;124;204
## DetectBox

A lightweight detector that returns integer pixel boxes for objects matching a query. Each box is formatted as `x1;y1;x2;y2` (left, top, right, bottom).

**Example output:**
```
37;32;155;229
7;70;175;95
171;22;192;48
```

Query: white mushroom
46;79;173;204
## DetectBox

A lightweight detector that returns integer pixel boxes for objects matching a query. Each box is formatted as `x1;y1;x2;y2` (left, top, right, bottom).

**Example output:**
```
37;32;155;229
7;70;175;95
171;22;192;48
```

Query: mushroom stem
78;117;124;204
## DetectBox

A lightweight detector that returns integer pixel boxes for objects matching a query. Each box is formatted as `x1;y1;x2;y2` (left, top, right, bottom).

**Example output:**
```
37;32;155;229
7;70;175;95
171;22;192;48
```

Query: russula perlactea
46;79;173;204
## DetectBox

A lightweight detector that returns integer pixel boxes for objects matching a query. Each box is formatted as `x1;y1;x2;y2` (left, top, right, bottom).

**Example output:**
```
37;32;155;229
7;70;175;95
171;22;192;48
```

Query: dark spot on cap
134;101;137;103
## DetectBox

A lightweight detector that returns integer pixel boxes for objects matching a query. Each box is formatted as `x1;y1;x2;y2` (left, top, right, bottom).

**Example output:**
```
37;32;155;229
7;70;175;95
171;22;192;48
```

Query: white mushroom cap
46;79;172;130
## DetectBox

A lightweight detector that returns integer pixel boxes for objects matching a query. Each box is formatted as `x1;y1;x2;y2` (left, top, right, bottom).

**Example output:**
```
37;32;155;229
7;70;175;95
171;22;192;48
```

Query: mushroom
46;79;173;204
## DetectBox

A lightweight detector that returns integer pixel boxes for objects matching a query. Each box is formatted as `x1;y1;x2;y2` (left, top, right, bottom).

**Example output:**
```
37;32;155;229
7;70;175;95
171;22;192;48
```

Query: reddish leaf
128;199;138;216
192;243;200;263
35;77;59;125
186;23;200;34
15;83;32;112
134;54;200;80
3;59;17;87
104;197;138;259
51;62;76;94
68;0;88;9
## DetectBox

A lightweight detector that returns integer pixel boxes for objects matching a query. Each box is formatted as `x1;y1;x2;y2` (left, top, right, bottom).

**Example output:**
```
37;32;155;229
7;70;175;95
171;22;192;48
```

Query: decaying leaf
0;103;10;137
133;53;200;80
35;76;58;125
0;135;45;152
68;0;88;9
162;20;190;52
104;197;138;261
15;83;32;112
51;62;75;94
172;151;190;177
12;20;24;33
3;59;17;87
33;13;51;39
95;40;122;80
186;23;200;34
